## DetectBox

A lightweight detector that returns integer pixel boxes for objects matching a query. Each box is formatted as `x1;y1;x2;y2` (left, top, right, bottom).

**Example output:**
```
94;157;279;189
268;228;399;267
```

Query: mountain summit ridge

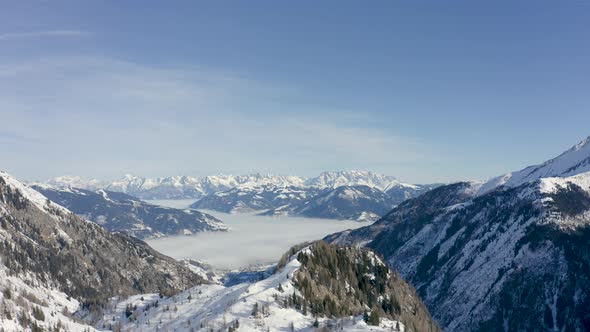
41;169;418;200
478;135;590;195
325;135;590;331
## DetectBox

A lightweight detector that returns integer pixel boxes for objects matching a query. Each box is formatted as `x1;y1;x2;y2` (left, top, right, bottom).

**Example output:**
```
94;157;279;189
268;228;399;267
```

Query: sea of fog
146;199;198;209
145;200;369;270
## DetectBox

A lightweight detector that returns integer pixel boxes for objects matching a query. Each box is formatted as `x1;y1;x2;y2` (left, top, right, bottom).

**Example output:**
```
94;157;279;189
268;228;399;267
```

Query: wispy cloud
0;55;441;182
0;30;87;41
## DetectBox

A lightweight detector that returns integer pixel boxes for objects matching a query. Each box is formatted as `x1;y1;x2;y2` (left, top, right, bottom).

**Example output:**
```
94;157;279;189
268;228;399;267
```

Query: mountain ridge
42;170;422;200
478;135;590;195
90;241;441;331
0;170;203;330
324;135;590;331
32;185;227;239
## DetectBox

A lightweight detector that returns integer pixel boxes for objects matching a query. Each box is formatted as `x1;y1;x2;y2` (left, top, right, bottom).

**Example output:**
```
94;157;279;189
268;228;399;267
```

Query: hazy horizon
18;133;590;185
2;2;590;184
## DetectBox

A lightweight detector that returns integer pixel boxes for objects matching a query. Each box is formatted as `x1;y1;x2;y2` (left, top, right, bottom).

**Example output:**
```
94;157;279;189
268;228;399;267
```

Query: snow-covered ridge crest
479;135;590;194
0;170;70;216
321;135;590;331
33;185;228;239
0;170;205;331
305;169;403;191
537;171;590;194
42;170;418;200
46;175;107;190
44;172;309;199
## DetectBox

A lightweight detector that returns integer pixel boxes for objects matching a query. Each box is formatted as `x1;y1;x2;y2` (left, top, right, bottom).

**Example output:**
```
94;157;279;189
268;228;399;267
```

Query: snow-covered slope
262;185;395;222
32;185;227;239
386;183;442;206
328;174;590;331
0;260;100;332
305;170;403;191
45;174;307;200
190;185;322;214
92;242;440;332
325;137;590;331
46;175;107;191
43;170;426;201
45;171;439;222
197;182;442;221
479;135;590;194
0;170;203;330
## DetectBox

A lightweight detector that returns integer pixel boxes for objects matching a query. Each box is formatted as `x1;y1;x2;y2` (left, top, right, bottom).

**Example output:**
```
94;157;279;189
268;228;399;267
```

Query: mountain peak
1;170;69;215
573;135;590;151
305;170;401;191
479;134;590;194
42;170;415;201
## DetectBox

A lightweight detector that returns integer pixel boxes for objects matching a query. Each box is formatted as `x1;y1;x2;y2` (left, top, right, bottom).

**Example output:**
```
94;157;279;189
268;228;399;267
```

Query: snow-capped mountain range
0;170;440;331
43;170;417;200
190;184;323;214
32;185;227;239
304;170;403;191
325;135;590;331
6;132;590;332
191;183;437;222
42;170;437;222
260;185;395;222
45;173;306;200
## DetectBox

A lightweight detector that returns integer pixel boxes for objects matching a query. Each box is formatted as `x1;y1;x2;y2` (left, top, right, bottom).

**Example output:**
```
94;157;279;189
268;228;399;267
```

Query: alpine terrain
0;171;204;331
261;185;394;222
326;136;590;331
189;171;439;221
190;185;322;214
91;241;440;332
32;185;227;239
44;171;438;222
45;174;307;200
0;170;440;332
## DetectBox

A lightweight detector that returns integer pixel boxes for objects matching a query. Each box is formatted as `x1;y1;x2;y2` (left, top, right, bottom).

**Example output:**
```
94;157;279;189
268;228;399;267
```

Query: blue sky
1;1;589;183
